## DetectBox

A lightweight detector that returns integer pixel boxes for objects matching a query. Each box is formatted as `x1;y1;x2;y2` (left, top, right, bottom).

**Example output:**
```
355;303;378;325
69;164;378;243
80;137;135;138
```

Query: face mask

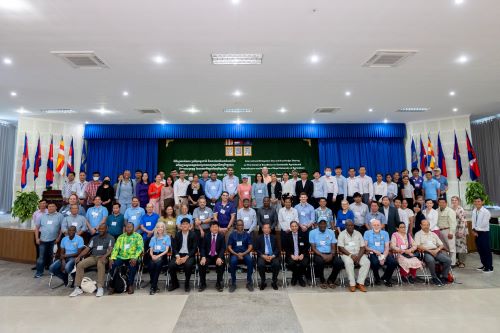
188;176;193;181
93;177;99;181
325;171;332;177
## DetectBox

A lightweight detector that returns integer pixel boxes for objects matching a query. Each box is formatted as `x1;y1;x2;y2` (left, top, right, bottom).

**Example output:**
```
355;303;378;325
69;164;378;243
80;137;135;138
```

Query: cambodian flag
437;133;447;177
33;136;42;181
21;133;30;189
419;136;426;173
55;136;65;176
453;131;463;180
411;137;418;170
46;136;54;187
466;130;480;181
66;137;74;175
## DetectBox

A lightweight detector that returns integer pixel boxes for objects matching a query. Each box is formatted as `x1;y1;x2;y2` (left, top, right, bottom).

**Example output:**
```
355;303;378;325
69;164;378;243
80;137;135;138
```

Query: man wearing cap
433;168;448;201
168;218;198;292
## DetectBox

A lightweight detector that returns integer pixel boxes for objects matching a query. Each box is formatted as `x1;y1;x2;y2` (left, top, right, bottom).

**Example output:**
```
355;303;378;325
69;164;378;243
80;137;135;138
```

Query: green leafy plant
12;191;40;223
465;181;492;206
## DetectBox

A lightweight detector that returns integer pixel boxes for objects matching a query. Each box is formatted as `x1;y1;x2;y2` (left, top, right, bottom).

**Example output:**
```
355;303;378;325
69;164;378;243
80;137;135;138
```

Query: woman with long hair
148;221;170;295
451;196;468;268
148;174;164;215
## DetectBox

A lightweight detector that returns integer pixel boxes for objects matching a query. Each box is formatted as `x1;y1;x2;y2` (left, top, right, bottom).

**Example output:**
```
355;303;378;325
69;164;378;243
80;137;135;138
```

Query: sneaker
407;276;415;284
246;283;254;292
34;273;43;278
149;288;155;295
431;277;443;286
69;287;83;297
229;284;236;293
483;268;494;273
96;288;104;297
476;266;485;271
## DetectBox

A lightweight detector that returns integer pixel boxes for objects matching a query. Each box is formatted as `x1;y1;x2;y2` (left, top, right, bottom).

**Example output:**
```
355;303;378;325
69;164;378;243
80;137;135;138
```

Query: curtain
0;124;16;213
471;117;500;205
86;139;158;182
318;138;406;177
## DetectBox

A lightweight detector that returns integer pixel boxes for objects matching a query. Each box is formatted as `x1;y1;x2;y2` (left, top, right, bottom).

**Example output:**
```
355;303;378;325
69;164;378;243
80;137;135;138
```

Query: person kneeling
168;218;197;292
256;223;281;290
108;222;144;294
198;222;226;292
49;226;84;287
148;221;170;295
338;220;370;292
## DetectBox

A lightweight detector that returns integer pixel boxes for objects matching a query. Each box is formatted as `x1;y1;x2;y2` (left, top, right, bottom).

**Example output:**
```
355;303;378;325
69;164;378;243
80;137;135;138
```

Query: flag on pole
410;137;418;170
46;136;54;187
21;133;30;189
55;136;65;176
33;136;42;181
419;136;426;173
66;137;74;175
466;130;480;180
426;135;436;171
453;131;463;180
80;139;87;174
437;133;447;177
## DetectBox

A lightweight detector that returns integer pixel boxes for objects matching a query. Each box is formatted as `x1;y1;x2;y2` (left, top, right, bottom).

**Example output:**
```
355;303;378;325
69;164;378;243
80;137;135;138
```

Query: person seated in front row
256;223;281;290
49;226;84;287
390;222;422;284
364;219;397;287
109;222;144;294
283;221;309;287
309;219;343;289
227;219;254;293
198;222;226;292
168;218;198;292
337;220;370;292
70;224;114;297
413;219;452;286
148;222;170;295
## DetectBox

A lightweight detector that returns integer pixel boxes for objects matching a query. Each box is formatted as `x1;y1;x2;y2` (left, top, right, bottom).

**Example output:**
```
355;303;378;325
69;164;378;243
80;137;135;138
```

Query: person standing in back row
472;197;493;273
295;170;313;206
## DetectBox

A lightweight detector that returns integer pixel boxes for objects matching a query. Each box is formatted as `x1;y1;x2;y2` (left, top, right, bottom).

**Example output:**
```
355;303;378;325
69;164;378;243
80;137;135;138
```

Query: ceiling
1;0;500;125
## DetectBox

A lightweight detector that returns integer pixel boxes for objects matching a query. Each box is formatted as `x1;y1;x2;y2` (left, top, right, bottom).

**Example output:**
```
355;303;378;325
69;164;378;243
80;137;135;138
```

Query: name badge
92;212;98;218
354;212;361;218
168;221;174;225
228;183;234;188
211;186;216;190
257;190;263;194
244;191;249;195
319;240;327;246
200;215;206;220
111;221;117;226
264;214;269;219
71;222;78;227
47;220;53;225
348;241;355;246
236;241;243;246
300;212;306;216
131;216;137;221
243;217;249;221
299;242;304;246
124;244;131;250
220;209;226;214
374;242;381;246
400;244;407;250
155;245;162;250
146;222;151;226
96;245;103;251
193;190;198;195
66;211;71;216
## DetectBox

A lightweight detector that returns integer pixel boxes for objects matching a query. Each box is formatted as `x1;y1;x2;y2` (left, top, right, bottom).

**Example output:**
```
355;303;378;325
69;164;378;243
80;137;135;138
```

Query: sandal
320;283;328;289
327;281;336;289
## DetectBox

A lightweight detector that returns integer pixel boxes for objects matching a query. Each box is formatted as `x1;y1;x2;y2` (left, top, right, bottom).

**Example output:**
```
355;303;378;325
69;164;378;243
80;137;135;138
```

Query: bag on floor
81;277;97;293
111;265;128;293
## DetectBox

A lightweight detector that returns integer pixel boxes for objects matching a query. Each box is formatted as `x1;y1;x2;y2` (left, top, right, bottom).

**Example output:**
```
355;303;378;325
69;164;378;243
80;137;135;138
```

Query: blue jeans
49;258;76;283
111;259;139;286
36;240;55;275
229;254;253;284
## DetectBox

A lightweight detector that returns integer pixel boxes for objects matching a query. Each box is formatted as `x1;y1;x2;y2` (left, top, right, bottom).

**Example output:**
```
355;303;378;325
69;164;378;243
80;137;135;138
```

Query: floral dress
390;232;422;273
454;206;468;254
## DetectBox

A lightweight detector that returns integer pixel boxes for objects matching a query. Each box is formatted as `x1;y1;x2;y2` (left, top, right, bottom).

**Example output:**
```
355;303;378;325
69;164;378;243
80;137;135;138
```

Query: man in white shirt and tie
472;197;493;273
357;166;374;205
346;168;360;204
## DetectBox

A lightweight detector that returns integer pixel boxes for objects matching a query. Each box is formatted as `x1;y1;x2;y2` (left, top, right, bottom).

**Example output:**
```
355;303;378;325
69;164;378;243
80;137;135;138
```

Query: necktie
265;235;272;255
210;234;216;256
293;233;299;256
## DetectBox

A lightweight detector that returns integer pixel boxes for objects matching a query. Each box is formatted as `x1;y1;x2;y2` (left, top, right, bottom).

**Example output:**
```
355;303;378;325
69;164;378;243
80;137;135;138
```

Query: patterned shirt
110;232;144;260
86;180;102;205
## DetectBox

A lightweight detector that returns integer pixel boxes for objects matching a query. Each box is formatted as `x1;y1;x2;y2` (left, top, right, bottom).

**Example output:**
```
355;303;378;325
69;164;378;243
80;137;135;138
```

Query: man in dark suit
283;221;310;287
378;196;401;235
294;169;314;205
168;218;198;292
198;222;226;292
256;223;281;290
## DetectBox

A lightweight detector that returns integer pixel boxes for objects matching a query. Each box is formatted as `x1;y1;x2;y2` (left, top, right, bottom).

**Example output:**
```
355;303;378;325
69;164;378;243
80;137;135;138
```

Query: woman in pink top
390;222;422;284
237;175;252;208
160;176;175;211
148;174;164;214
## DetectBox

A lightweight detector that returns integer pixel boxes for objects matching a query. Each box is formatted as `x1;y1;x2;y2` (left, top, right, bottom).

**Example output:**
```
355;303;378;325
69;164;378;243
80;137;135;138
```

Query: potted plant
465;181;492;206
12;191;40;225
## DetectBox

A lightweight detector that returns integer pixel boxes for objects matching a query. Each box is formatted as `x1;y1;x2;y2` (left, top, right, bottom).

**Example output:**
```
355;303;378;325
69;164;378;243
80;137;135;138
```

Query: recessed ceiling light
185;107;200;113
231;0;241;4
279;107;287;113
310;54;320;64
3;57;12;65
449;91;456;96
122;91;129;96
152;55;166;64
456;55;469;64
453;108;458;112
397;107;429;113
157;120;168;125
85;121;89;124
0;0;32;12
10;91;17;97
311;119;316;124
211;53;262;65
345;91;351;97
16;107;31;114
233;118;243;125
368;108;374;112
232;90;242;97
91;107;112;115
383;118;389;123
454;0;465;5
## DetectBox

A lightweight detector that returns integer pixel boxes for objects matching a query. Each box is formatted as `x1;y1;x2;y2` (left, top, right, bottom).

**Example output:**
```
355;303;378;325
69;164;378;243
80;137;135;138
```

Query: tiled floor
0;253;499;333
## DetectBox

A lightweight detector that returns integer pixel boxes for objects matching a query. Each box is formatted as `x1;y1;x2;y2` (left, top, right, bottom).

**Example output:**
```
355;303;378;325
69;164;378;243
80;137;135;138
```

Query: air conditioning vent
51;51;109;69
314;107;341;114
363;50;417;68
41;109;76;114
223;108;252;113
396;107;429;113
137;108;161;114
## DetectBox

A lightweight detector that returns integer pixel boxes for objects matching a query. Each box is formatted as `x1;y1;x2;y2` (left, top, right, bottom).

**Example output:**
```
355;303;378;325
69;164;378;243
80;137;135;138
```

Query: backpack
111;265;128;293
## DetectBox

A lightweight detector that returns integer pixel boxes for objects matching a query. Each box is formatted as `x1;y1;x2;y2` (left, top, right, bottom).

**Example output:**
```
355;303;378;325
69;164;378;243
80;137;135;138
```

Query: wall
13;117;84;198
405;114;471;203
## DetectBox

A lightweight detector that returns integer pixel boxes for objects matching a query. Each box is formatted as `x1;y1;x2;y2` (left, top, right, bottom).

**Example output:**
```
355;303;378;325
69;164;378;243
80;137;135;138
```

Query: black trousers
199;255;225;285
333;194;344;217
168;255;195;287
286;255;309;279
368;253;397;281
257;256;281;283
476;231;493;270
148;254;167;290
313;254;343;283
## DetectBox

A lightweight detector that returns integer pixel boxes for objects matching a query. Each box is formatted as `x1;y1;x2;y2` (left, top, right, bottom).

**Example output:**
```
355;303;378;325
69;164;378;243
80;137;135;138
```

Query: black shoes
184;285;190;292
374;279;382;286
149;288;156;295
298;278;306;287
407;276;415;284
271;281;278;290
216;282;223;292
168;283;179;292
383;279;393;287
229;284;236;293
246;282;254;292
259;282;267;290
431;277;443;286
291;278;297;286
198;284;206;292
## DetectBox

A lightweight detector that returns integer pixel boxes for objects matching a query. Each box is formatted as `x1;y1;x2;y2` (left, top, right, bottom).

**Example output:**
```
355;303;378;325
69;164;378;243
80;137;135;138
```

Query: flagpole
457;179;461;200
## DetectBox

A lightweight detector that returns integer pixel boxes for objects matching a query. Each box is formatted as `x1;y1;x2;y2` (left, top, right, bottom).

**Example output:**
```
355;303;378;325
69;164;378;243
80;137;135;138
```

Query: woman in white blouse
280;172;295;204
373;173;387;203
422;199;440;236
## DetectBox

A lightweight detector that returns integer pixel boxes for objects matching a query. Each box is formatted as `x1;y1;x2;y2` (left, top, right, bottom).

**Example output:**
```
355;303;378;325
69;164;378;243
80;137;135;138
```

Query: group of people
32;165;493;296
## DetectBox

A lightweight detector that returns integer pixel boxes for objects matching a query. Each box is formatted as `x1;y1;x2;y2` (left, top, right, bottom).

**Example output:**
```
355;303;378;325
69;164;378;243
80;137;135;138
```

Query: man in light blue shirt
315;197;334;227
205;172;223;207
309;220;343;287
365;201;386;230
295;193;315;235
334;166;347;216
433;168;448;200
237;199;257;233
34;203;63;278
124;197;145;231
86;196;108;235
422;171;440;207
311;171;328;208
222;167;239;203
115;170;135;214
49;226;84;286
199;170;210;191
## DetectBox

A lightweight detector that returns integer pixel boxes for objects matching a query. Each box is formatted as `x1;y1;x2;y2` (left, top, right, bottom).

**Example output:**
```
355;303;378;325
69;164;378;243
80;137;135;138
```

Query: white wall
13;117;84;198
405;114;472;203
